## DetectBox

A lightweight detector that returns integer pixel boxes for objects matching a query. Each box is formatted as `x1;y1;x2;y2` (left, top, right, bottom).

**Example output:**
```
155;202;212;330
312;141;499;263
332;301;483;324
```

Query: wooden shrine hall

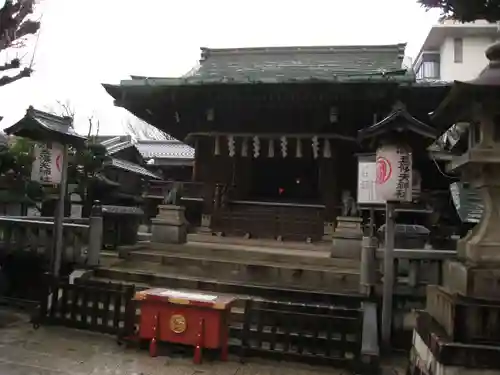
103;44;449;241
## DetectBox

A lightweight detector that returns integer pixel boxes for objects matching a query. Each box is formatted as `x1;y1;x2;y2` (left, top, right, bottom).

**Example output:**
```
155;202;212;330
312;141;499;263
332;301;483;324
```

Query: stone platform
95;235;360;295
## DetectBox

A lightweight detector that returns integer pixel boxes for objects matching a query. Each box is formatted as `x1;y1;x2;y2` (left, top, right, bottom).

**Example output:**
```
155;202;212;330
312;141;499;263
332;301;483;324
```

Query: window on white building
454;38;463;63
416;53;440;79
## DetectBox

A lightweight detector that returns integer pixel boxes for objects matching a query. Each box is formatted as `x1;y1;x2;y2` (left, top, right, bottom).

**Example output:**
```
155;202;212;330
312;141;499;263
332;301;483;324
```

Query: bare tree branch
0;0;40;87
53;99;76;119
0;0;40;51
0;66;30;86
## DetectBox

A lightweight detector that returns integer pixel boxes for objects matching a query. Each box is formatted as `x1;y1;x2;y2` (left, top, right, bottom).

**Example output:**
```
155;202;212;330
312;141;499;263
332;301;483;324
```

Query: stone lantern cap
431;41;500;126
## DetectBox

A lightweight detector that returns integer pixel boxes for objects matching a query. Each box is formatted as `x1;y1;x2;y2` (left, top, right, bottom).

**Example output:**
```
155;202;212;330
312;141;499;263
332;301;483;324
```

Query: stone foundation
151;205;187;244
409;312;500;375
331;216;363;259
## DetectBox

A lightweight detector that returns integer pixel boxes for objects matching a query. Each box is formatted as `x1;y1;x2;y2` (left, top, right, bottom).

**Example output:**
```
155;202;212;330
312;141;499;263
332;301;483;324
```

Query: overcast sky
0;0;440;135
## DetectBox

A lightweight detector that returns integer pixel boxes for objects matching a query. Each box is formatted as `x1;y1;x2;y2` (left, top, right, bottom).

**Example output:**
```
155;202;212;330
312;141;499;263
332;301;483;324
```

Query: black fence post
240;298;253;363
32;272;52;329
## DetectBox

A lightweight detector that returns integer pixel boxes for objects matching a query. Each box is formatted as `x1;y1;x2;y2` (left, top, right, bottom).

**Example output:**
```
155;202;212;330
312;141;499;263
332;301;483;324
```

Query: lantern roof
3;106;87;147
431;41;500;126
358;101;438;141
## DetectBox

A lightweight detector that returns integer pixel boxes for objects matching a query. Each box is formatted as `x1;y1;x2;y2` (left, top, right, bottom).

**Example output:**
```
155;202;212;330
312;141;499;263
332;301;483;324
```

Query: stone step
125;247;359;271
187;232;332;250
93;266;363;307
95;259;359;294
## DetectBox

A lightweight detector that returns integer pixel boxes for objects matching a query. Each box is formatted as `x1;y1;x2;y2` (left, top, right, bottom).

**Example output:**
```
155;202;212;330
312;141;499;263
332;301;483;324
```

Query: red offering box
134;288;236;363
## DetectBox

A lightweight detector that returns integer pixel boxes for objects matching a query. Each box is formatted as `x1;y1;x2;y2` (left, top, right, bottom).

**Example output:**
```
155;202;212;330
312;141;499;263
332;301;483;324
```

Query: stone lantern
435;42;500;298
410;42;500;374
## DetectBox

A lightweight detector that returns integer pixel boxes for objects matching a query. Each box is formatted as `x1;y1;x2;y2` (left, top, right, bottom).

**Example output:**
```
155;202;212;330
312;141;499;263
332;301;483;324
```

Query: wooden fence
33;277;135;337
32;277;377;372
236;299;363;368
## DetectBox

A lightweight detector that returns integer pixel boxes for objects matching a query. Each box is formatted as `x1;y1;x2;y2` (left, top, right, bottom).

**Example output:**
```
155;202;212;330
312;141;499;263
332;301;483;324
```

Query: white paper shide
375;144;412;202
31;142;64;184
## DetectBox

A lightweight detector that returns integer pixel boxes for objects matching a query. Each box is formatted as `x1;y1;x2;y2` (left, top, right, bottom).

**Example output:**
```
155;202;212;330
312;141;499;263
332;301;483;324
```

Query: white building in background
413;20;498;82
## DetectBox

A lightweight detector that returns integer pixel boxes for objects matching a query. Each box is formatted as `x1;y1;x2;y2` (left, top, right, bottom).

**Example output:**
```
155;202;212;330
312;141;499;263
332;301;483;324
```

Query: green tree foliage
67;140;109;216
0;136;43;202
419;0;500;22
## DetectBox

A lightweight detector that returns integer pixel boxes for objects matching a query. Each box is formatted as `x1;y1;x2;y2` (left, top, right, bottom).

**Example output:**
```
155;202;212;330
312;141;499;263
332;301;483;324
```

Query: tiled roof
191;44;408;82
4;106;86;146
96;135;135;155
136;140;195;160
106;158;161;179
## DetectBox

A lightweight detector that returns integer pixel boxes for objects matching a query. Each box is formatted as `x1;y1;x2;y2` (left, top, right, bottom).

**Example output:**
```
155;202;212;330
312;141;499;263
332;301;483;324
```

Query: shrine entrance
249;158;320;204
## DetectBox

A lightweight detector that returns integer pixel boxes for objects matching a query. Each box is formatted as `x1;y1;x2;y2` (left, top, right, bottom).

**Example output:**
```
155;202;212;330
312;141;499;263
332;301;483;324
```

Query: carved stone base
457;184;500;263
331;216;363;259
443;259;500;300
427;285;500;345
199;214;212;233
151;205;187;244
322;221;335;241
410;311;500;375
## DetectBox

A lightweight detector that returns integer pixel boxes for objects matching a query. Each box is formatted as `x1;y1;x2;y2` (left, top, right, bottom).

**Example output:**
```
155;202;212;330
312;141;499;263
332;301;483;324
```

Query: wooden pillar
319;157;337;221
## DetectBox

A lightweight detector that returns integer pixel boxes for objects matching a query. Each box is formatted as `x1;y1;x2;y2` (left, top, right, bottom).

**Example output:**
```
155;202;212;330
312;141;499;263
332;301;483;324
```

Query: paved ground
0;308;347;375
0;308;408;375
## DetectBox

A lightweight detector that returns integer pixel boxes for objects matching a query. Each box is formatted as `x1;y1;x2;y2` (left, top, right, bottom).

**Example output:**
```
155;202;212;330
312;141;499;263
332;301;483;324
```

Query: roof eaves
106;158;161;179
359;104;437;141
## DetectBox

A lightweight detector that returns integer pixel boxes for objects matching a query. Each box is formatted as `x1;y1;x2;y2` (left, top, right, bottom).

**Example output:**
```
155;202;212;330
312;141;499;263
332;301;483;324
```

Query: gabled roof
4;106;86;147
358;102;437;141
136;140;194;160
193;44;409;83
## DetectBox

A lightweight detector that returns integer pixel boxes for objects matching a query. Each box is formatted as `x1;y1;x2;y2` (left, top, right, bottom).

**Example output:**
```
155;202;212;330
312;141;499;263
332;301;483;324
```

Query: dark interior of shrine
249;158;320;203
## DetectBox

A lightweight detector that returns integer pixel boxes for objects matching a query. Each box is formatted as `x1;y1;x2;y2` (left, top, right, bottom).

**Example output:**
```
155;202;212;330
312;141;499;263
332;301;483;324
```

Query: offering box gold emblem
170;314;187;334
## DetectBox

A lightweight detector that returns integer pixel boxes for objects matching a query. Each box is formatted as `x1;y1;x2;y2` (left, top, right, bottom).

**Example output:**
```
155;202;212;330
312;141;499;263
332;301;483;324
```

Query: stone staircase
93;235;361;296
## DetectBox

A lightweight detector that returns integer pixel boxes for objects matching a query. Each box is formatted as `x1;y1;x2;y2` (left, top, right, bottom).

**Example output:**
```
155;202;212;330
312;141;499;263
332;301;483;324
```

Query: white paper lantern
375;144;413;202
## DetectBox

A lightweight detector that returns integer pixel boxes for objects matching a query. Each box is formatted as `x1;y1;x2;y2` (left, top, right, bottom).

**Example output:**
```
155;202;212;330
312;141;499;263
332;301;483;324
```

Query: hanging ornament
227;135;235;157
329;106;338;123
295;138;302;158
241;137;249;157
268;139;275;158
280;136;288;158
206;108;215;121
323;138;332;158
253;136;260;158
312;136;319;159
214;136;220;156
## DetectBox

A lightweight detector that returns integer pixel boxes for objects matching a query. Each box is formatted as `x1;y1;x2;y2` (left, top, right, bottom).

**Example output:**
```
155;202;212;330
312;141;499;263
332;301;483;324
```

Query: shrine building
103;44;450;242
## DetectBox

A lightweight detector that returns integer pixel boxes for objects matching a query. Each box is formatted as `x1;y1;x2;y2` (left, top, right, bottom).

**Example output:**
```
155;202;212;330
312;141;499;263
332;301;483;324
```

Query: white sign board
31;142;64;184
376;144;413;202
357;158;384;205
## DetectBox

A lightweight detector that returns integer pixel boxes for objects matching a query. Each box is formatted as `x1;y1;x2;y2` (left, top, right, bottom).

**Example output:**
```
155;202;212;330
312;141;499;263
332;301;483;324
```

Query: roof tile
136;140;194;159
